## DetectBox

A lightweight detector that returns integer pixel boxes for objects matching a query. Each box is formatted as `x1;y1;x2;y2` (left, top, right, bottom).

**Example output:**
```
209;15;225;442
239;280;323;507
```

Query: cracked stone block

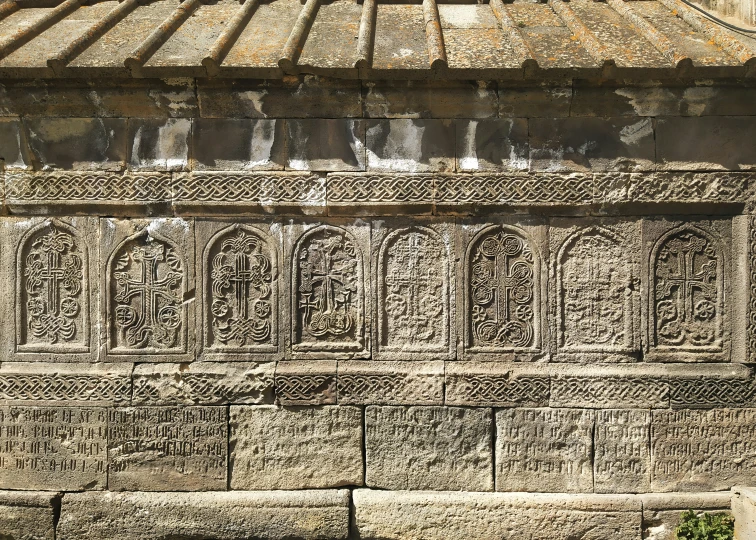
0;406;107;491
230;405;363;490
365;406;494;491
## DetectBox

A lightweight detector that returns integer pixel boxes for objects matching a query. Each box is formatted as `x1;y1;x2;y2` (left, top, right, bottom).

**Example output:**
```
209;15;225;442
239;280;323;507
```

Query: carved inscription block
644;220;731;362
1;218;99;362
102;219;194;360
108;407;227;491
0;406;106;490
230;406;363;489
197;221;281;361
594;409;651;493
373;223;454;360
365;406;493;491
288;223;370;359
651;409;756;492
495;408;594;493
458;221;545;359
550;220;640;362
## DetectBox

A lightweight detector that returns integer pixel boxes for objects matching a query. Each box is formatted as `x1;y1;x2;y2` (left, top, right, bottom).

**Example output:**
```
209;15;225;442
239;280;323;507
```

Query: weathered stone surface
0;217;99;363
594;409;651;494
275;361;337;405
230;406;363;490
365;406;493;491
656;117;756;171
366;119;455;172
338;361;443;405
133;362;275;405
0;117;31;170
192;118;285;171
108;406;228;491
364;80;498;119
127;118;191;171
550;365;669;409
24;118;127;171
456;219;548;361
287;119;365;172
0;490;56;540
445;362;550;407
285;221;371;360
651;409;756;492
642;219;732;363
642;492;732;540
498;84;573;118
733;487;756;540
0;406;107;490
100;218;195;361
0;362;131;406
549;218;641;362
197;77;361;119
195;220;283;361
529;117;656;172
372;221;455;359
668;364;755;408
58;490;351;540
496;408;594;493
0;79;199;118
353;490;643;540
455;119;528;172
596;171;750;205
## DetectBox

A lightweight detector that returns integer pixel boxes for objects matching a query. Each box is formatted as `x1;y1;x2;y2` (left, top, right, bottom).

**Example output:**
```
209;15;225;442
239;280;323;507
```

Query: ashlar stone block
651;409;756;492
230;405;363;490
353;490;643;540
549;218;641;363
0;490;57;540
192;118;285;171
58;490;351;540
732;487;756;540
496;408;594;493
371;221;455;360
127;118;191;171
100;218;195;362
455;119;528;172
0;406;107;490
456;218;548;361
132;362;275;405
0;217;100;363
594;409;651;494
285;221;371;359
275;360;337;405
445;362;550;407
365;406;493;491
366;119;456;173
550;365;669;409
642;219;732;362
0;117;31;170
642;492;732;540
195;220;283;362
108;406;228;491
287;119;365;172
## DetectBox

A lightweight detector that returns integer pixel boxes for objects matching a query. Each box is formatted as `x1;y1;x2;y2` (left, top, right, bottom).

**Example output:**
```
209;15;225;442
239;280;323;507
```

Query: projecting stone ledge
57;490;350;540
352;490;643;540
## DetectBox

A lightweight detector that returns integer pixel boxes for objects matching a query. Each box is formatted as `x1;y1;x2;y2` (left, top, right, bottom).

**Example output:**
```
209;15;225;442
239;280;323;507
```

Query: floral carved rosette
654;230;720;348
209;229;273;348
112;237;183;351
21;225;84;347
470;228;535;349
296;227;360;344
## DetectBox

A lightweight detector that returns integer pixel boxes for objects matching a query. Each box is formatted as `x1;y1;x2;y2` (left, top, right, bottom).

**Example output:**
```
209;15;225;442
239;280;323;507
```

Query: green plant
675;509;734;540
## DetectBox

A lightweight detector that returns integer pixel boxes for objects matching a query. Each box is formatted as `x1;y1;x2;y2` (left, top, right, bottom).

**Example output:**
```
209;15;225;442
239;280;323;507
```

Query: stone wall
0;76;754;539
